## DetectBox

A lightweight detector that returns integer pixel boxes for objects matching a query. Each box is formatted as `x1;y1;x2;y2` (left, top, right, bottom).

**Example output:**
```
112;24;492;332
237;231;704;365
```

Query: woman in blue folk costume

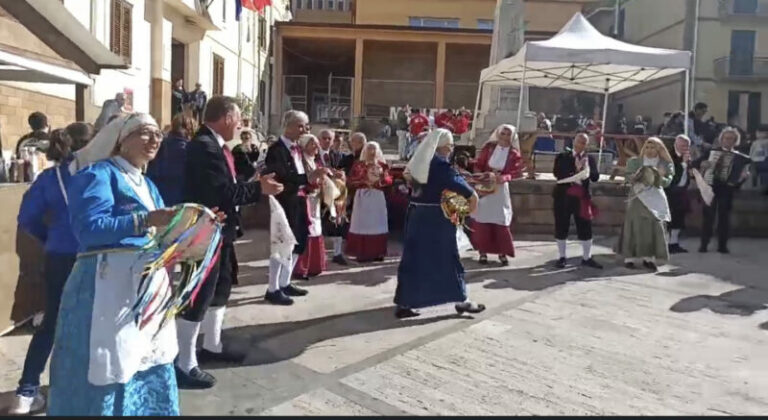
48;113;181;416
394;128;486;319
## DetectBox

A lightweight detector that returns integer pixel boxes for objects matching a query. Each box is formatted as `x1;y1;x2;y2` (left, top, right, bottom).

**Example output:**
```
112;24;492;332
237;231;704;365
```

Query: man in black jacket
692;127;750;254
176;96;283;389
264;110;329;305
665;135;692;253
552;133;603;269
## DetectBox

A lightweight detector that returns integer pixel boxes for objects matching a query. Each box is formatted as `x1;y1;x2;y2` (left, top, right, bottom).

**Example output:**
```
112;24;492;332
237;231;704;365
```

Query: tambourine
441;190;471;227
466;172;498;197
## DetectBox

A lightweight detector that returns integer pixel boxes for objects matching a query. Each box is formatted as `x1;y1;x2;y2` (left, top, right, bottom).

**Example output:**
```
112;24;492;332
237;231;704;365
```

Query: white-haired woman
293;134;327;279
692;127;750;253
48;114;180;415
395;129;484;318
616;137;675;271
346;141;392;262
469;124;524;265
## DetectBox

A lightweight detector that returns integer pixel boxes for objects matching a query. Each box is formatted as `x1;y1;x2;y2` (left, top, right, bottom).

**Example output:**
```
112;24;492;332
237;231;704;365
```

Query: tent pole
598;79;609;173
684;69;690;136
471;82;483;144
516;62;527;127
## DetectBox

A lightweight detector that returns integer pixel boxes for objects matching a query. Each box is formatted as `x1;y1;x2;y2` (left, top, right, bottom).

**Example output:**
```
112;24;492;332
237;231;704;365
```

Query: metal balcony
718;0;768;19
714;56;768;81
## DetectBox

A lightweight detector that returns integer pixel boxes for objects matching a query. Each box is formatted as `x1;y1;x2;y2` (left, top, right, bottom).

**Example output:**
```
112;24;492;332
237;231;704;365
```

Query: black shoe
581;258;603;269
668;244;688;254
175;366;216;389
643;260;658;272
293;274;310;281
374;256;385;262
555;257;567;269
478;255;488;265
332;255;349;265
282;284;309;297
455;302;486;315
198;348;246;364
699;244;708;253
717;247;730;254
625;262;637;269
395;307;420;319
499;256;509;266
265;289;294;305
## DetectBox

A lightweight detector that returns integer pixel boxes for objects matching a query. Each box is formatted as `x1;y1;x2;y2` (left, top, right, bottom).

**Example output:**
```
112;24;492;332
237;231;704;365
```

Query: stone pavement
1;232;768;415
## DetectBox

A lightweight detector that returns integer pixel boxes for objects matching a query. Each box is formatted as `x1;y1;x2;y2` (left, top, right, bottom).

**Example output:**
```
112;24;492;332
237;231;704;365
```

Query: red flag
252;0;271;13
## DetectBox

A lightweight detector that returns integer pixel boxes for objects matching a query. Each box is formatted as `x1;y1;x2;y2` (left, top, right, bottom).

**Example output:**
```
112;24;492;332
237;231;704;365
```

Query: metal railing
714;56;768;81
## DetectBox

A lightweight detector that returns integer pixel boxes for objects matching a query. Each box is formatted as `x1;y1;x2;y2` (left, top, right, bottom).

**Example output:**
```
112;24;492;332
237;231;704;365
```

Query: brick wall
0;84;76;152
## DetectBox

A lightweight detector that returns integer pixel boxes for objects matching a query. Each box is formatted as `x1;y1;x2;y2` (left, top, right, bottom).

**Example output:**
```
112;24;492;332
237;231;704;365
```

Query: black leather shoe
282;284;309;297
581;258;603;269
198;348;246;364
668;244;688;254
478;255;488;265
294;274;310;281
332;255;349;265
395;307;420;319
455;302;486;315
699;244;708;253
499;256;509;266
642;260;658;271
265;289;294;305
374;256;385;262
625;262;637;269
555;257;567;269
717;247;730;254
175;366;216;389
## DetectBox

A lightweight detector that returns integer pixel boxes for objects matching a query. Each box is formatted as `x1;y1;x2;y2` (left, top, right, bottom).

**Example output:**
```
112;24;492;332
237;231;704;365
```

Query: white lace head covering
405;128;453;184
486;124;520;150
360;141;386;164
69;112;158;174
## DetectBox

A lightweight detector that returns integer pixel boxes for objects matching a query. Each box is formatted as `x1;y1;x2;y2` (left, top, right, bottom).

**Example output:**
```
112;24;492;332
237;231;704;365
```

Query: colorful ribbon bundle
130;203;223;332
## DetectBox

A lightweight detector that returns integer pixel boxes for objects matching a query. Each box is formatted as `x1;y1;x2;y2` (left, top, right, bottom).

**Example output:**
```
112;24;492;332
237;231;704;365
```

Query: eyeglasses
138;129;163;140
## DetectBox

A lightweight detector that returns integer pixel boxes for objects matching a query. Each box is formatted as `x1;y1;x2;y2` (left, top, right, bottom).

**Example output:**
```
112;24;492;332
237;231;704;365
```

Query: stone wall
0;85;76;152
510;179;768;238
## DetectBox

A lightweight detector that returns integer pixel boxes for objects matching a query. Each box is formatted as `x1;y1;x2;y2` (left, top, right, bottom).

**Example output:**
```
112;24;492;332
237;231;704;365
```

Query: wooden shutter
213;54;224;95
110;0;132;64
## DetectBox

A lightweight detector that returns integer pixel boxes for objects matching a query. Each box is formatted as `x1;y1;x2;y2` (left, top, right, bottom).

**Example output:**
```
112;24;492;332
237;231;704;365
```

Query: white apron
472;145;513;226
307;194;323;237
349;189;388;235
89;163;177;386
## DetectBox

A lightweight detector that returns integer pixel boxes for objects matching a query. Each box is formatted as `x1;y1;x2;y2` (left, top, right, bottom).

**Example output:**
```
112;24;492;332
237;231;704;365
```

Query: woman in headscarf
616;136;675;271
48;113;181;416
293;134;327;280
10;127;93;415
345;141;393;262
394;129;485;319
146;112;198;206
469;124;524;266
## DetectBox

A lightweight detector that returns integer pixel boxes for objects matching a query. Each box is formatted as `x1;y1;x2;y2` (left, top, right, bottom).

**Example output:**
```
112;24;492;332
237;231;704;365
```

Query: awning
0;47;93;85
0;0;128;74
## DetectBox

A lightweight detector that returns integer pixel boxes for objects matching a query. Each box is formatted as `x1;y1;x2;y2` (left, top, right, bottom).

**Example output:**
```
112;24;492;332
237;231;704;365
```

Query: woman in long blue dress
48;113;180;416
394;128;485;318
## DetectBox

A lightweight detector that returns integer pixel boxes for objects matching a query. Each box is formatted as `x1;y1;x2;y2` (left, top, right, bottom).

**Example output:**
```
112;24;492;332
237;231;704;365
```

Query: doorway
728;90;761;134
729;30;756;76
171;39;186;87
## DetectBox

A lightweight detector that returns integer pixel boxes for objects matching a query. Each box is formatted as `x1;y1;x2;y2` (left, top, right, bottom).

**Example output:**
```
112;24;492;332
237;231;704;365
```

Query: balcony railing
718;0;768;19
713;56;768;81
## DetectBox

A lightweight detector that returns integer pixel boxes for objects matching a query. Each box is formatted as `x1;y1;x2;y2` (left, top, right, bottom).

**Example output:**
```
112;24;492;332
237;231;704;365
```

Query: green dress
616;157;675;261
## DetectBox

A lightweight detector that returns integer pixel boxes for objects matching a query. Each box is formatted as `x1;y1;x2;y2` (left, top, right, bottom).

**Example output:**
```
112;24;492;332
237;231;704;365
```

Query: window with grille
258;15;267;50
110;0;132;64
409;17;460;29
213;54;224;96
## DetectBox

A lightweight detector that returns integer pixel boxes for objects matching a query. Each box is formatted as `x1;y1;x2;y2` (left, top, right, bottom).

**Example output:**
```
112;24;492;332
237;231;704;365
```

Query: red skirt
469;220;515;257
345;233;388;262
293;236;327;278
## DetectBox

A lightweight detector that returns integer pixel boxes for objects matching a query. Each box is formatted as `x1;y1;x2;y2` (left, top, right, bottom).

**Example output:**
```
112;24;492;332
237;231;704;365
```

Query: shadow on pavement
210;306;462;369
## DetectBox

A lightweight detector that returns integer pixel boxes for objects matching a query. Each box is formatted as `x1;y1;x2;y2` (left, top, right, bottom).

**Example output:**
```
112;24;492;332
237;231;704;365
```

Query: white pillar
516;62;527;127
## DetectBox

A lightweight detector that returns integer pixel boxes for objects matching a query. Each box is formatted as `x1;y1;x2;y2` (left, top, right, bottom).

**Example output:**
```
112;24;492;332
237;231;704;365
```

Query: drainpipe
613;0;620;38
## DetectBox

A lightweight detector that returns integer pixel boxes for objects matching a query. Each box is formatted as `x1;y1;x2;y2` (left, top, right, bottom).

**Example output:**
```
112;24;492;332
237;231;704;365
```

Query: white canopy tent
473;13;692;168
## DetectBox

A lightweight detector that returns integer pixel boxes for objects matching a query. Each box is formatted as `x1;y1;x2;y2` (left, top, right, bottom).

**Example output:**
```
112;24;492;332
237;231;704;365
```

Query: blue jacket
67;159;165;252
410;155;474;204
17;156;79;254
146;135;188;206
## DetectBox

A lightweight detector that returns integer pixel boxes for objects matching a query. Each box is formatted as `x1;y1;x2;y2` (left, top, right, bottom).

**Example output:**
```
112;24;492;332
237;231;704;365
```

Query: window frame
110;0;132;64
